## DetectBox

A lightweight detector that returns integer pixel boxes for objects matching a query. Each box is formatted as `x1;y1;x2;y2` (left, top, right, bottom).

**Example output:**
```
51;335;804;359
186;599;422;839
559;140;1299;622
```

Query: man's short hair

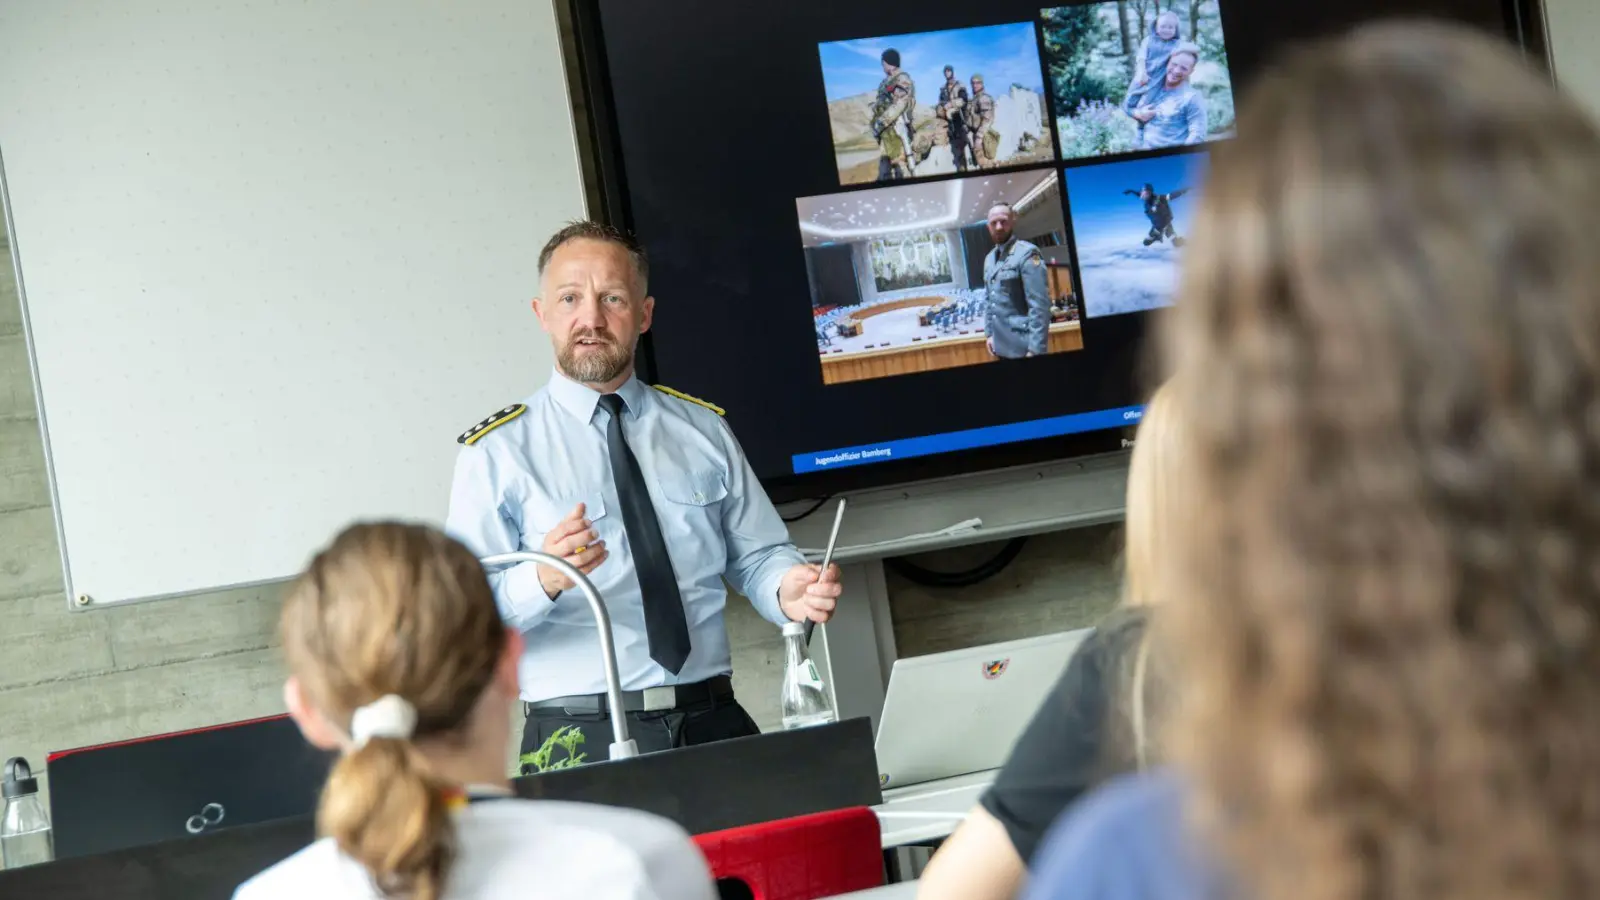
1170;43;1201;66
537;221;649;289
989;202;1016;217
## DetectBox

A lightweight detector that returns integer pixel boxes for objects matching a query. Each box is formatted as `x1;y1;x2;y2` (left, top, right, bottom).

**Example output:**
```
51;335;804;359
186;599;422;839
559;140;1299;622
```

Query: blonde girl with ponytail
234;522;715;900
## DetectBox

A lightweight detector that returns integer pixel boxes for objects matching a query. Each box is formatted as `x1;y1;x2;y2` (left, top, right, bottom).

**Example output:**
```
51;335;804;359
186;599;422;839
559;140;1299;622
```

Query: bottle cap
781;621;805;637
3;758;38;800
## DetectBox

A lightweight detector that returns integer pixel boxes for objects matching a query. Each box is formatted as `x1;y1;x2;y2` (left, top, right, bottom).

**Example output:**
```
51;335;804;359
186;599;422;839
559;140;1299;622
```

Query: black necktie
597;394;691;674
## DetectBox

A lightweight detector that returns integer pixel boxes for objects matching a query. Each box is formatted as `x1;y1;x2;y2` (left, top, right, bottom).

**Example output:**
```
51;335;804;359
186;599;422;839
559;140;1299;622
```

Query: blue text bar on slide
792;405;1146;474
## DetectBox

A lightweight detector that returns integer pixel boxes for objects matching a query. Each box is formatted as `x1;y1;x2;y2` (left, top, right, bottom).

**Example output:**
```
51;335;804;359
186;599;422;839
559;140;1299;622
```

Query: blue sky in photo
1066;151;1209;243
1067;151;1209;317
819;22;1045;102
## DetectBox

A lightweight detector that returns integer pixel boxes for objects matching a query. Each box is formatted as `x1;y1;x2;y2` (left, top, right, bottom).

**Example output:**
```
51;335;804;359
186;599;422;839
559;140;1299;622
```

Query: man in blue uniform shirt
447;221;841;763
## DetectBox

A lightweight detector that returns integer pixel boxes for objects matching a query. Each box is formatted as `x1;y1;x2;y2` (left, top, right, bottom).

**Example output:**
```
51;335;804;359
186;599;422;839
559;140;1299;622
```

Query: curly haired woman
1025;21;1600;900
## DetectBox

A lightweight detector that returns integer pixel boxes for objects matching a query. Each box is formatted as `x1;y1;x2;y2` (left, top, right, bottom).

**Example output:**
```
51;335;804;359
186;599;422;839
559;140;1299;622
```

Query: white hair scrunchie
349;694;418;748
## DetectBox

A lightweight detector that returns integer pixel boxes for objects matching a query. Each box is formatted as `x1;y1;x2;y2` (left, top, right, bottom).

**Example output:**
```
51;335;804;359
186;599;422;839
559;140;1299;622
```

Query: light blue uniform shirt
446;369;805;702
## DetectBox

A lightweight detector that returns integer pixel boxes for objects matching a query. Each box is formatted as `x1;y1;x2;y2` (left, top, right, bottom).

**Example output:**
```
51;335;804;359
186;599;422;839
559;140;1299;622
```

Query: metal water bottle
1;758;52;869
780;622;837;730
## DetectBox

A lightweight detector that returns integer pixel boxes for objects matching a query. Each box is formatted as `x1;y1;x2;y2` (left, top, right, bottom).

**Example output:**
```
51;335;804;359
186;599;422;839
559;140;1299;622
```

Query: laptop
874;628;1092;790
47;714;333;859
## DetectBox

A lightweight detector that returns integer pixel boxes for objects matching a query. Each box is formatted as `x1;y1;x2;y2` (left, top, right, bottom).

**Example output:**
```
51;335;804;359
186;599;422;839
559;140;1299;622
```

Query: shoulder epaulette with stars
652;384;724;416
458;403;527;445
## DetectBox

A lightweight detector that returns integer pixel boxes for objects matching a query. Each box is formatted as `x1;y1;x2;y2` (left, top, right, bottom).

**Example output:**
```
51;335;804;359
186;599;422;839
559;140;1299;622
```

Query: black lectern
0;718;881;900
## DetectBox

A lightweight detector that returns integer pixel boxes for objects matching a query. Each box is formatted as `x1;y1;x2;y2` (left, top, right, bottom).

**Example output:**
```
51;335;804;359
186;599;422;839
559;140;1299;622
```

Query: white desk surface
873;768;997;848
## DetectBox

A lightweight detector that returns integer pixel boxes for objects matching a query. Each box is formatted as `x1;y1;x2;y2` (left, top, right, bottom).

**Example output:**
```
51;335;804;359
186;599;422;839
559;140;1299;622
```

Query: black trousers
521;694;761;770
1146;222;1178;242
948;122;969;171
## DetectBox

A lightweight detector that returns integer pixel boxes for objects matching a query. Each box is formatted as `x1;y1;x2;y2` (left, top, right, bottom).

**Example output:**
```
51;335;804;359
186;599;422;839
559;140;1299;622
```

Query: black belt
525;675;735;715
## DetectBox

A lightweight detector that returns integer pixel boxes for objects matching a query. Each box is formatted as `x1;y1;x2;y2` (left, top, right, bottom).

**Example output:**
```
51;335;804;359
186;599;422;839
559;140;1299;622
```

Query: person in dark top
981;607;1152;861
917;383;1184;900
1123;184;1190;247
1024;23;1600;900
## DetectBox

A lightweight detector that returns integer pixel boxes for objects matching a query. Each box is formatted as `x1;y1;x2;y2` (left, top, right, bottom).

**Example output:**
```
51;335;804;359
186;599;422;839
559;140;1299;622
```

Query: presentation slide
588;0;1526;488
798;169;1081;385
1066;151;1208;317
819;22;1057;184
1042;2;1237;161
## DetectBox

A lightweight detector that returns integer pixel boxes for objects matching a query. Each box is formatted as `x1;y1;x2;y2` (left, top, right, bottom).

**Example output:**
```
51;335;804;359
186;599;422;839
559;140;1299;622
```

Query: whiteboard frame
1;144;82;610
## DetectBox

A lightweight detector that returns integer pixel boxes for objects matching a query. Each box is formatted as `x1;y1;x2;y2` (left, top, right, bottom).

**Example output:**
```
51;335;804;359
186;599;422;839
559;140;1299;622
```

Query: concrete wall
1547;0;1600;120
733;525;1121;729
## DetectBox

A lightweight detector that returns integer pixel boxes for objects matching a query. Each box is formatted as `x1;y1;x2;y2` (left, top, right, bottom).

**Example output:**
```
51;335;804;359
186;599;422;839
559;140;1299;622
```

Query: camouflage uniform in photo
873;70;916;181
968;80;999;168
937;76;971;171
983;236;1051;359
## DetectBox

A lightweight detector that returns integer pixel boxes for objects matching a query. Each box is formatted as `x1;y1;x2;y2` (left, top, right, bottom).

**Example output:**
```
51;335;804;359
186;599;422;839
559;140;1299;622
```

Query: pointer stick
804;497;847;645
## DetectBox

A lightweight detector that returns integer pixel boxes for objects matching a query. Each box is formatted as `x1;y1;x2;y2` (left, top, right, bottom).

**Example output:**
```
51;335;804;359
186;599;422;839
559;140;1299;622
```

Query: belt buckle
642;686;676;712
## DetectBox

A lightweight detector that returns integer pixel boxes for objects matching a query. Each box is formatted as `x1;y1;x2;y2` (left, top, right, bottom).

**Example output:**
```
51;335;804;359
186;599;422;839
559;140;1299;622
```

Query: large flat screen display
572;0;1542;499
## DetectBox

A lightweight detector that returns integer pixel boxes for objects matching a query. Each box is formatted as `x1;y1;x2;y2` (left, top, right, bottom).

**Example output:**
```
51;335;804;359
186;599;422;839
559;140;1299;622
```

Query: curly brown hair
1161;22;1600;900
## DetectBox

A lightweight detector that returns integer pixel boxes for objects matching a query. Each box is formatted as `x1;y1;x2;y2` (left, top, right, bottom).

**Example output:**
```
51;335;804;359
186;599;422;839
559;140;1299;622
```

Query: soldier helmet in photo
882;48;901;68
971;72;985;85
944;64;954;76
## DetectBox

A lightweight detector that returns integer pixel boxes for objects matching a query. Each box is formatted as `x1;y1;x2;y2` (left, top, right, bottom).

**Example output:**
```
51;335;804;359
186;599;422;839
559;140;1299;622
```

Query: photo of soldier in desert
819;23;1058;186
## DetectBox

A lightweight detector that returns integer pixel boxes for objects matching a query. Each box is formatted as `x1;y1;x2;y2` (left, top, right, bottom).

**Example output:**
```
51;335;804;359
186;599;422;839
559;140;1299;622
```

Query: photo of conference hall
797;169;1081;386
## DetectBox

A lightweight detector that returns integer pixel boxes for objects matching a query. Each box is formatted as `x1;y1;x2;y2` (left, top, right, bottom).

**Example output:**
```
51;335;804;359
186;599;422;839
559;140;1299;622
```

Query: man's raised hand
538;502;608;598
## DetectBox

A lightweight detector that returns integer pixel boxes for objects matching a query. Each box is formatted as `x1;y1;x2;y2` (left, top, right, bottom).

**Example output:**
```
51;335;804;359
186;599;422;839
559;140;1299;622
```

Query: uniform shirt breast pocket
655;469;730;551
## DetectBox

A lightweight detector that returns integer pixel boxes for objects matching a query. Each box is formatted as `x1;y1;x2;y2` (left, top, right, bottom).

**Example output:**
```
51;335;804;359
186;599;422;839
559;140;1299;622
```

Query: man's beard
558;328;633;385
990;228;1012;245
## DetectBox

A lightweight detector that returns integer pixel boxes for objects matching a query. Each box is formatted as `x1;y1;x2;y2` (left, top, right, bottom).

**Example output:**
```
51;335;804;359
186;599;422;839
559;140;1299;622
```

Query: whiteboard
0;0;584;607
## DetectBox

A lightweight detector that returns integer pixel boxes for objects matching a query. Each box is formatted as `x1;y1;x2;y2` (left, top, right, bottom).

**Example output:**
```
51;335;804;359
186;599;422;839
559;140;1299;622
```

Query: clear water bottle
2;758;51;870
780;622;837;730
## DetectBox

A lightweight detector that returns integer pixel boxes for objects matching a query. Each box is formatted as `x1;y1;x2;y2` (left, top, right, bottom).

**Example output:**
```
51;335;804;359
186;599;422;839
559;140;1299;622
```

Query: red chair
693;806;884;900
